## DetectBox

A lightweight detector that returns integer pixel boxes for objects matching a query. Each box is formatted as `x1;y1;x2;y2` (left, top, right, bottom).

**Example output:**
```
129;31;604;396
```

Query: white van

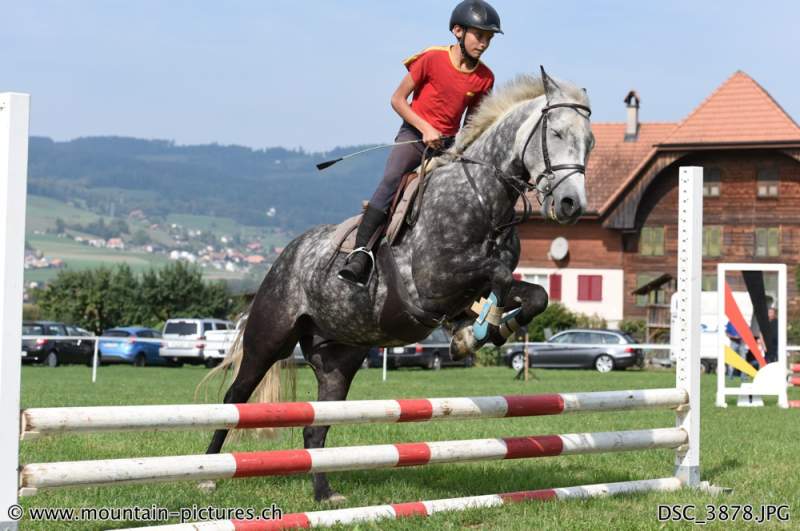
669;291;754;373
160;318;233;367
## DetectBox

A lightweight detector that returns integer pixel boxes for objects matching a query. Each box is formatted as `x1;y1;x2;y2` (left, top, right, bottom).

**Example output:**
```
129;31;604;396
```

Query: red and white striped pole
20;388;687;439
19;428;686;494
117;477;682;531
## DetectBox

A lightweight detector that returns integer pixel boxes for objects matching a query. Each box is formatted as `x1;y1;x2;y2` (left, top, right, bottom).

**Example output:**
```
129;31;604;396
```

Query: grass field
16;365;800;530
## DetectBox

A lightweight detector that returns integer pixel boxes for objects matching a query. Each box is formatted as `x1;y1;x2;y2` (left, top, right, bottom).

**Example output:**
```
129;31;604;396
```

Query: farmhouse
516;71;800;326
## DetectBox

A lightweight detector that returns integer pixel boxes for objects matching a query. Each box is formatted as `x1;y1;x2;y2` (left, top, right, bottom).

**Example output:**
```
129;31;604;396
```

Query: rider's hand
421;125;443;149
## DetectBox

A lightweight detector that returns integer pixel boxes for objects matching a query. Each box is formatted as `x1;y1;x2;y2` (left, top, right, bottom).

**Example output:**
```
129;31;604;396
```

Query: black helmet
449;0;503;34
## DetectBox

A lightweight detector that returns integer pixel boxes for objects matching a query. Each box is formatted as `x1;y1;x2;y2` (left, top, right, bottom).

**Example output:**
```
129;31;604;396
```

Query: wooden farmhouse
516;71;800;327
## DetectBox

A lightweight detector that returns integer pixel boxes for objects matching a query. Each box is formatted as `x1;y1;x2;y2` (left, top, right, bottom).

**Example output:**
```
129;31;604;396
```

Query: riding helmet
449;0;503;34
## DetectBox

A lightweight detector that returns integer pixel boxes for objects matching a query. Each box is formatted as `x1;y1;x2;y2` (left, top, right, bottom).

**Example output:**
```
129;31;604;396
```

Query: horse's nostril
560;197;577;217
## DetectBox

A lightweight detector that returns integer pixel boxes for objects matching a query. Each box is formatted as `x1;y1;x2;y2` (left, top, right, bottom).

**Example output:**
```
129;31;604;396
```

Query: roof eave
656;140;800;150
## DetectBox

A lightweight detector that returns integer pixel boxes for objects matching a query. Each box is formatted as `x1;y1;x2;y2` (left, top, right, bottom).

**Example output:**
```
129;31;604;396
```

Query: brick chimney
624;90;640;141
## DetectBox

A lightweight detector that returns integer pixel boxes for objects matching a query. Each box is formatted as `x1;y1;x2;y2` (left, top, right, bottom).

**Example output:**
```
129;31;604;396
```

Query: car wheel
510;353;525;371
46;351;59;368
701;360;714;374
464;355;475;368
134;353;147;367
205;358;220;369
594;354;615;373
361;357;369;369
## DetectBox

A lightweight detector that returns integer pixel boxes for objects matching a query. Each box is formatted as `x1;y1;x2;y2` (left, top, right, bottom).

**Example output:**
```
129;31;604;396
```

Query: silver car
503;329;643;373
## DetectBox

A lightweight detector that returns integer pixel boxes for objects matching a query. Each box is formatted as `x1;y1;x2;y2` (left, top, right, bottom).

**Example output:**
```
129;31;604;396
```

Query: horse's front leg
449;261;516;356
489;279;549;343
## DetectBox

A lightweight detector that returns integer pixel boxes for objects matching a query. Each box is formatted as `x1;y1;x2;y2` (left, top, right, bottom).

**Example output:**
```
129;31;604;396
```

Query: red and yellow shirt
404;46;494;137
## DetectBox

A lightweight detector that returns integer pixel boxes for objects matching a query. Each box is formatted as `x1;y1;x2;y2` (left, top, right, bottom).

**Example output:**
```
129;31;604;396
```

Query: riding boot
338;205;388;286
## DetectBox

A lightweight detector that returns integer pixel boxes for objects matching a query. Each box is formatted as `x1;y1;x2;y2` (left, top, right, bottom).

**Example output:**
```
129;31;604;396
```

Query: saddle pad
333;177;421;254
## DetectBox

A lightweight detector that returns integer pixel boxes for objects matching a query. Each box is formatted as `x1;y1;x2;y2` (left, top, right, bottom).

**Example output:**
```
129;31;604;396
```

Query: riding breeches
368;123;428;212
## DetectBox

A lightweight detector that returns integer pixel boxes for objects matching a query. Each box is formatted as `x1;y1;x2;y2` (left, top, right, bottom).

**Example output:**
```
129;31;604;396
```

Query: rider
338;0;502;286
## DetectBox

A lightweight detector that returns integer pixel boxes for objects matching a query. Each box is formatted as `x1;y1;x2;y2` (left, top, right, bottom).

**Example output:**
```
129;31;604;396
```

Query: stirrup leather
342;246;376;286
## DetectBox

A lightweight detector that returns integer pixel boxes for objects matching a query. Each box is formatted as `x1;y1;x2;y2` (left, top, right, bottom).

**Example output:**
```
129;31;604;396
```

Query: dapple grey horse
206;68;594;502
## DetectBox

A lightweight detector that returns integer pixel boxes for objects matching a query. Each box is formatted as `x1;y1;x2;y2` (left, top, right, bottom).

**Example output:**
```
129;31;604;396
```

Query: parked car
502;329;643;373
368;328;473;370
160;318;234;367
98;327;169;367
21;321;94;367
205;315;247;365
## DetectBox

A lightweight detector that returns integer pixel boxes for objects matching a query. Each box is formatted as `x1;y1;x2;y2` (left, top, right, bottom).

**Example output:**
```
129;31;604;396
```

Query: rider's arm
391;73;442;147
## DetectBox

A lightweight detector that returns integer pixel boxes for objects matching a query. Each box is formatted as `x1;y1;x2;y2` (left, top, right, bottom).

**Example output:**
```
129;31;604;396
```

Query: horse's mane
452;74;586;153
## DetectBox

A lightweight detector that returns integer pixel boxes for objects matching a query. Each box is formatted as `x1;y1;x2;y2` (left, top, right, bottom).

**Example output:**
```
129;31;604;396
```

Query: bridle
440;99;592;235
522;102;592;204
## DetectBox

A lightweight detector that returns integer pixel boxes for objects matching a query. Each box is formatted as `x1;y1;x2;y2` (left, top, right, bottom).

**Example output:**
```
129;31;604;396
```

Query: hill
28;136;392;232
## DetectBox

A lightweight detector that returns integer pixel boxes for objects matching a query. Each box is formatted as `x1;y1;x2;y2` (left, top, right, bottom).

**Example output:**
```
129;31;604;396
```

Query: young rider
338;0;502;286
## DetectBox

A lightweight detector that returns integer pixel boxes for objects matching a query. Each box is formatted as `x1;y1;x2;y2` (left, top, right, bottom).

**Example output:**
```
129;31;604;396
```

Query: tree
130;229;151;246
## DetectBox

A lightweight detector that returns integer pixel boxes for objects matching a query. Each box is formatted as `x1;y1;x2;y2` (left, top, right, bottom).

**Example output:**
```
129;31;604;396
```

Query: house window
754;227;780;257
703;168;721;197
577;275;602;302
636;273;659;306
640;226;665;256
702;226;723;257
702;274;717;292
549;274;562;301
757;168;779;198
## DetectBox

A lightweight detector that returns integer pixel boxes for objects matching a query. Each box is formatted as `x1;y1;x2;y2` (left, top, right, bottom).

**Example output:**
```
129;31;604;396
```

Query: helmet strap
458;33;479;70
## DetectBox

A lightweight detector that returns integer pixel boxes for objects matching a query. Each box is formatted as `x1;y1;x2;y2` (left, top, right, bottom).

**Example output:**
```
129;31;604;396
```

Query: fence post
0;93;30;531
674;166;702;487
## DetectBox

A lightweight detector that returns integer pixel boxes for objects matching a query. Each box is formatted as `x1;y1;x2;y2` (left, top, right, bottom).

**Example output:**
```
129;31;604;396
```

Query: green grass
25;195;102;234
16;366;800;530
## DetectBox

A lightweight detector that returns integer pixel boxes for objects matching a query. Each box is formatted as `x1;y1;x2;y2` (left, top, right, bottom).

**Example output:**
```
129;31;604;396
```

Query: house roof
584;122;676;212
574;71;800;214
658;71;800;146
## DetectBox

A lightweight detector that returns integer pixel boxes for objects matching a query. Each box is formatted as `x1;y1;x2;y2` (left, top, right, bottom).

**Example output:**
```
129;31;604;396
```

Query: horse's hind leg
205;311;300;456
302;338;369;503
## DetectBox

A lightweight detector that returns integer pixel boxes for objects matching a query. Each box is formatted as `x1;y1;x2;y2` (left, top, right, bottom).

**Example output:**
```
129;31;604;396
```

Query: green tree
130;229;151;246
140;261;233;324
526;302;577;341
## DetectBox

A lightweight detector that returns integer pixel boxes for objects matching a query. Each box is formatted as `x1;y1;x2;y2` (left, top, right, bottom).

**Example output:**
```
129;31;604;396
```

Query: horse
204;68;594;503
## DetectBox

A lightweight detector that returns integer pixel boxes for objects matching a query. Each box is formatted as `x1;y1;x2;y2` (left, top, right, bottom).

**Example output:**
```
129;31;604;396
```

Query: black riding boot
338;205;388;287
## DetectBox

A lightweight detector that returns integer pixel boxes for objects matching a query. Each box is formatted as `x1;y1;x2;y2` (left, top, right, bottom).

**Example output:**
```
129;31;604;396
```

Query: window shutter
768;228;780;256
590;275;603;301
577;275;588;301
549;274;562;301
655;228;664;256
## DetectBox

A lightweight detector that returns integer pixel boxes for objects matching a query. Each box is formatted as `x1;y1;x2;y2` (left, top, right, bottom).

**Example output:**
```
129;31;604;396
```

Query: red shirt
404;46;494;137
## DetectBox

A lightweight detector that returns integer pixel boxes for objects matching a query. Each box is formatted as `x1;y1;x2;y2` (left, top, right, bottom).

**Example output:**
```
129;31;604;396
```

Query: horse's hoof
450;327;478;360
323;493;347;504
197;480;217;493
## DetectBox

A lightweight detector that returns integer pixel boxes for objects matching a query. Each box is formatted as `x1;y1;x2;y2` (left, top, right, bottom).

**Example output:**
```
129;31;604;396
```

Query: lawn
16;365;800;530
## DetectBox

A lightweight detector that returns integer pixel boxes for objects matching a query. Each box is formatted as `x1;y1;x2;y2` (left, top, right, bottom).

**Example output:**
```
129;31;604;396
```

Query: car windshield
104;330;130;337
22;324;44;335
165;321;198;336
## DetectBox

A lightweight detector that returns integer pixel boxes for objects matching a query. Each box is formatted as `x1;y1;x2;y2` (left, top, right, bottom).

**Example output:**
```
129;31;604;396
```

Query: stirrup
338;246;376;287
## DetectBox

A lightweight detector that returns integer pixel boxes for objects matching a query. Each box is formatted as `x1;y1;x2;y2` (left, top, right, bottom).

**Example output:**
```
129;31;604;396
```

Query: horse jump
0;86;705;529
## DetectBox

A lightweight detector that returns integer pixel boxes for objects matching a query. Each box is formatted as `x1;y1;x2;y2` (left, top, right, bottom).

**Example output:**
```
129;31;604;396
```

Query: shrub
575;313;607;329
618;319;647;343
475;345;500;367
527;302;577;341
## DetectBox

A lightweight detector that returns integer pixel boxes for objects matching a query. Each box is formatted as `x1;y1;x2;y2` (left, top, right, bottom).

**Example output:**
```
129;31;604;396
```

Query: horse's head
520;67;594;224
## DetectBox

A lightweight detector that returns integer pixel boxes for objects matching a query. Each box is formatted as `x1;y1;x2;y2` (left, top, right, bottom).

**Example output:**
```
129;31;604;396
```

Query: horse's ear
540;65;563;102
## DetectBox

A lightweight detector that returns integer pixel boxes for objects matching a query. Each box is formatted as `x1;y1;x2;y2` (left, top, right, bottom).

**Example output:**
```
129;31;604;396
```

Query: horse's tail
196;320;297;440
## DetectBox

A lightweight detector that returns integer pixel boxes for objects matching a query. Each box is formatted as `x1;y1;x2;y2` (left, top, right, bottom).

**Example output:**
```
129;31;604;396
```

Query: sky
3;1;799;152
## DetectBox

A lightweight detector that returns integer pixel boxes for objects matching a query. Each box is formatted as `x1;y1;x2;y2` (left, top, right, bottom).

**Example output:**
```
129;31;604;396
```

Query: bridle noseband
522;102;592;202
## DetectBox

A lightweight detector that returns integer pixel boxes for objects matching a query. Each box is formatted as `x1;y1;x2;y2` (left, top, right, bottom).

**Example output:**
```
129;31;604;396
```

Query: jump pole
0;93;30;531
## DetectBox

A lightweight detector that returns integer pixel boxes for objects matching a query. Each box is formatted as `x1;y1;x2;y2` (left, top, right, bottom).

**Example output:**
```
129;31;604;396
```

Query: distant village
27;208;285;276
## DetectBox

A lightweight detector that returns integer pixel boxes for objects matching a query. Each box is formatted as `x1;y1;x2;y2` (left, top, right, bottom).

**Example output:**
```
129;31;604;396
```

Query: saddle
331;171;421;254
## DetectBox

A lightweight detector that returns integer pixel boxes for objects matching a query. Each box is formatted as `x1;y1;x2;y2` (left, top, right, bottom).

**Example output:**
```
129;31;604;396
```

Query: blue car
98;327;168;367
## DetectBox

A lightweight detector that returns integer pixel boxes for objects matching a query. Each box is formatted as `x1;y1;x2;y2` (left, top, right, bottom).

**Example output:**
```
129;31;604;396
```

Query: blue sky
3;1;799;152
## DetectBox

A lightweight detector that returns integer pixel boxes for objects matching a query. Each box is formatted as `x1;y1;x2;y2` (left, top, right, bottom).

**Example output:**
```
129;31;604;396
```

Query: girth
377;244;444;343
